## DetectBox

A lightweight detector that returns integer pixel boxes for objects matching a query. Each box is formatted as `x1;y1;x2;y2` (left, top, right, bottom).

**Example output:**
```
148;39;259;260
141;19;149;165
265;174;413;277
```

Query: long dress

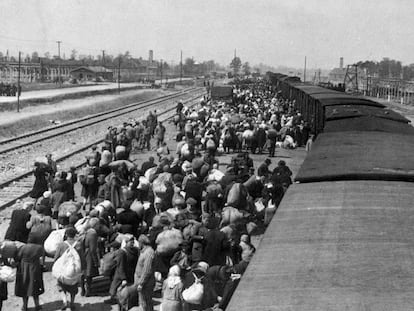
83;229;99;278
30;166;50;199
4;209;31;243
14;244;44;297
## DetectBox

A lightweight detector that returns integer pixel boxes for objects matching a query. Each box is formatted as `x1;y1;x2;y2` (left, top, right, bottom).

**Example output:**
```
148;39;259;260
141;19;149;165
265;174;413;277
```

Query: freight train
226;72;414;310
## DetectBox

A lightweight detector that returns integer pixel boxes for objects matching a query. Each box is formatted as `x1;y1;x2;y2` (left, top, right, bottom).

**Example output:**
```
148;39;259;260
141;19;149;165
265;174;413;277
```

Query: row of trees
230;56;261;76
356;57;414;81
0;49;268;78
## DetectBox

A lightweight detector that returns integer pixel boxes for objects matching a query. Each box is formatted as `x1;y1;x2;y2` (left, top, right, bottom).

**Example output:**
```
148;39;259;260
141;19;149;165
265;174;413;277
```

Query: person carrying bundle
53;227;84;311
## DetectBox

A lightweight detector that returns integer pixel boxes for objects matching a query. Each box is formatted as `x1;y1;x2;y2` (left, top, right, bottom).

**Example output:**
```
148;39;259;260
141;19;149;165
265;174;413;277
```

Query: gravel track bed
0;92;202;184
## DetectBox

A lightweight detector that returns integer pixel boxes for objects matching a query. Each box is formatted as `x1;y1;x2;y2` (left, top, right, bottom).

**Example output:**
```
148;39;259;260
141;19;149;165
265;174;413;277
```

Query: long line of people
0;80;301;311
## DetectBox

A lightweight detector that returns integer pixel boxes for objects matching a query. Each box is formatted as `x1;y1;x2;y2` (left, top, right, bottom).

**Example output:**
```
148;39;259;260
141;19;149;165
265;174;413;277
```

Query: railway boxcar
295;130;414;182
308;93;385;134
226;180;414;310
226;73;414;310
278;76;302;99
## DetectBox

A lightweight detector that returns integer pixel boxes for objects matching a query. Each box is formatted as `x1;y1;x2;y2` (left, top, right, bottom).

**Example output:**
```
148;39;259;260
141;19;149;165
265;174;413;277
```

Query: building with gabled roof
70;66;113;81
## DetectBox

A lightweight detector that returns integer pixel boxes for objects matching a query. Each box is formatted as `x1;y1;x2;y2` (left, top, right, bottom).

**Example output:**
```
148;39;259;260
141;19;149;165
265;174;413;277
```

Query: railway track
0;87;199;154
0;89;205;211
0;87;205;184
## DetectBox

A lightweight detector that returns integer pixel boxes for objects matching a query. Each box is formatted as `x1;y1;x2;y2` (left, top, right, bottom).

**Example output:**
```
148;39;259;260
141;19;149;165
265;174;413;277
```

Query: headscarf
166;265;182;288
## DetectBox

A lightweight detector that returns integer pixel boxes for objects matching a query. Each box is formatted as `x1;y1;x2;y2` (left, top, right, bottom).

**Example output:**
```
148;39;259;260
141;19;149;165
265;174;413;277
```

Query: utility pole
102;50;105;66
56;41;62;87
118;57;121;94
304;56;307;82
17;51;21;112
355;64;358;92
160;59;163;86
180;50;183;83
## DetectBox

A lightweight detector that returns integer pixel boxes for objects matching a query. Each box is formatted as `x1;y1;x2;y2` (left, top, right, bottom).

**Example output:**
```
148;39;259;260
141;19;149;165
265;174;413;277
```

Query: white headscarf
166;265;182;288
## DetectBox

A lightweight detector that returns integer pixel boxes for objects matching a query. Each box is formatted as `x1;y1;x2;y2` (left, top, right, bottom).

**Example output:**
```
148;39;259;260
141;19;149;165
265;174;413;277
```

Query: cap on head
65;227;77;239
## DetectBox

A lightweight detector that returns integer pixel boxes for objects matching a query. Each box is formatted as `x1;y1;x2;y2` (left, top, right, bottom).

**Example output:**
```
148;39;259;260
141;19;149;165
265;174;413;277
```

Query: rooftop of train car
325;105;410;123
314;95;385;108
279;76;301;82
293;85;341;95
295;131;414;183
324;116;414;135
226;180;414;311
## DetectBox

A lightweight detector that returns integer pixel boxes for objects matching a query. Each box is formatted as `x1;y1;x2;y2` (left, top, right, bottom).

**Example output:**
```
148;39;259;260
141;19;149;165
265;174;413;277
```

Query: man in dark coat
272;160;293;188
106;237;139;304
82;226;99;297
116;204;142;236
196;213;230;267
256;127;267;154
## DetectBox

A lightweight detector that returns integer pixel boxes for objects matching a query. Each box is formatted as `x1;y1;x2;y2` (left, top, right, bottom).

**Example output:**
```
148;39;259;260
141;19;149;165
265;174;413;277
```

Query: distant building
0;50;158;83
328;57;366;89
70;66;113;81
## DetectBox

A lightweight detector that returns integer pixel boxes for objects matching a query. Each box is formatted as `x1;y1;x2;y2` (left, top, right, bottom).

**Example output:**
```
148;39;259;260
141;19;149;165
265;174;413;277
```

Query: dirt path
0;88;166;127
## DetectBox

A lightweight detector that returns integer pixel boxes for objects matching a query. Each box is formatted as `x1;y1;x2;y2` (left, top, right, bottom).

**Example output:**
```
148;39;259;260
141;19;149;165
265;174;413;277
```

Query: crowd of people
0;80;309;311
0;82;21;97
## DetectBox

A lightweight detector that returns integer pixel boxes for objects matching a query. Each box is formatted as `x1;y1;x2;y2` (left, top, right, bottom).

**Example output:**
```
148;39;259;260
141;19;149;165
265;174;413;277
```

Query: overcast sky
1;0;413;69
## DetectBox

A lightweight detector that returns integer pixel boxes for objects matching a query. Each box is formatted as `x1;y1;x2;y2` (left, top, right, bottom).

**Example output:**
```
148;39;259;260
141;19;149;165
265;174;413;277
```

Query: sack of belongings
44;229;66;257
182;273;204;304
0;265;15;283
130;199;145;217
155;228;184;255
52;241;82;285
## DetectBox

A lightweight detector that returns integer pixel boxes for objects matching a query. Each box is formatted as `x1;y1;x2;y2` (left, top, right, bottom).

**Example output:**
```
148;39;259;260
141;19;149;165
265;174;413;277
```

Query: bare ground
0;91;307;310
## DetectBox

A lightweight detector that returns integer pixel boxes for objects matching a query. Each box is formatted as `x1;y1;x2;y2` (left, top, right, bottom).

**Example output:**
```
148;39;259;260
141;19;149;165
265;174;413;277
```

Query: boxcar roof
324;117;414;135
295;131;414;182
311;93;385;107
325;105;410;123
294;85;340;95
226;180;414;311
280;76;301;82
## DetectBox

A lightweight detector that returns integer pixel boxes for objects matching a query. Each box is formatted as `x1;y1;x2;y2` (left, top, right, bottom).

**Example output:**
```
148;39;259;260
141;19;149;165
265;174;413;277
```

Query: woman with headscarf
14;243;45;311
5;201;33;243
26;204;52;268
161;265;184;311
30;162;53;203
